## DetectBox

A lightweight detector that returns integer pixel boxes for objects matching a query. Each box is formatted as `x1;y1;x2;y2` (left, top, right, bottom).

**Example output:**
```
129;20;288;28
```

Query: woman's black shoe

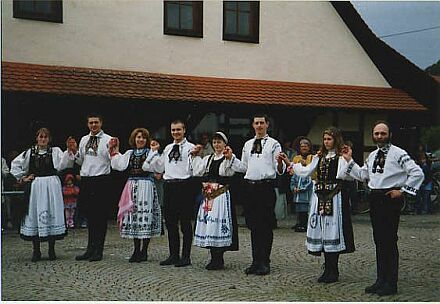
31;251;41;262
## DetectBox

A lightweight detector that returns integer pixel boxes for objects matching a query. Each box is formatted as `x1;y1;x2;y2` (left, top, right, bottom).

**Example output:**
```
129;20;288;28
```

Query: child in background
63;174;80;228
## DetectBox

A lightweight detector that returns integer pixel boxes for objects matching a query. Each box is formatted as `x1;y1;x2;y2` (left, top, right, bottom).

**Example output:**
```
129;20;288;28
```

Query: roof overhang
1;61;426;111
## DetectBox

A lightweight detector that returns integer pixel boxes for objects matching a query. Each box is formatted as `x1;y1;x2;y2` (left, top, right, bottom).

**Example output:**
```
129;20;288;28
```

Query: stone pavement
1;213;439;302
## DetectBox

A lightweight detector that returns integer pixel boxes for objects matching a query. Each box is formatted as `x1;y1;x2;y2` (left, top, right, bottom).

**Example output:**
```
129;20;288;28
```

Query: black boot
376;282;397;296
323;253;339;283
48;237;56;261
76;226;94;261
245;230;259;275
129;239;141;263
365;279;385;294
317;262;329;283
206;248;225;270
138;238;150;262
31;239;41;262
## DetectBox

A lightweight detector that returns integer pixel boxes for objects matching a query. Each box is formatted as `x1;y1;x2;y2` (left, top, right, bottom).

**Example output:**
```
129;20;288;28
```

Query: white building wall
2;0;390;88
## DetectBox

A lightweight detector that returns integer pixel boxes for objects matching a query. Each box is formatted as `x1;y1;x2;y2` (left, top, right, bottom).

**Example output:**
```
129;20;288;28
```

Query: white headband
214;131;228;144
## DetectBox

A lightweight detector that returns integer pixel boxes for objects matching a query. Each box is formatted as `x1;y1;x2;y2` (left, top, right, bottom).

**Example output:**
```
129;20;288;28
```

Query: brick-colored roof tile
2;61;426;111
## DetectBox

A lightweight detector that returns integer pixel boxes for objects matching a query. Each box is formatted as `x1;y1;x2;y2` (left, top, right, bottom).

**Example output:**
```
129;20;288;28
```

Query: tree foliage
421;126;440;152
425;59;440;76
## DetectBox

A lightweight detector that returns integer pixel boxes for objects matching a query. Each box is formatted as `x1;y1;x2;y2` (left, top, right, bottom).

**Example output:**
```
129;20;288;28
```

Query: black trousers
369;192;403;287
78;175;111;255
243;181;276;266
163;180;195;259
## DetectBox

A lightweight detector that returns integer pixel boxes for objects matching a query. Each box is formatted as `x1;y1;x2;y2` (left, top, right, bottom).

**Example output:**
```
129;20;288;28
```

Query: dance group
10;113;424;296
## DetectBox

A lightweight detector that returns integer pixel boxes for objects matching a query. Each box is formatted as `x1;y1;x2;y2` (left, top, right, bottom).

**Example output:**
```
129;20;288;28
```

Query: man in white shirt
224;114;285;275
152;120;196;267
342;121;424;296
68;114;113;262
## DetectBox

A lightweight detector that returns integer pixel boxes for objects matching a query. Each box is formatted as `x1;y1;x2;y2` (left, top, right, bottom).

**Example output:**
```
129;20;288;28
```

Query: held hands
21;174;35;183
341;145;352;162
150;140;160;152
190;144;203;157
109;137;120;156
66;136;78;155
223;146;233;160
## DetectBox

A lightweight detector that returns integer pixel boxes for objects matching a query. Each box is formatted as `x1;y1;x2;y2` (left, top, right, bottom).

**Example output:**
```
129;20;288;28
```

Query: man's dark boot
76;226;94;261
160;255;180;265
365;279;385;294
377;282;397;296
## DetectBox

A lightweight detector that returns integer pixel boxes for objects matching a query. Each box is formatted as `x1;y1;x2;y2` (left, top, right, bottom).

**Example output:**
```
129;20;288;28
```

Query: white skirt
21;176;66;240
194;190;233;248
120;179;162;239
305;191;346;253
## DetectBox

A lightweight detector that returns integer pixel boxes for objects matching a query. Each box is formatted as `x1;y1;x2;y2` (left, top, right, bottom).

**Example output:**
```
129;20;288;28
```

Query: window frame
223;1;259;43
13;0;63;23
164;1;203;38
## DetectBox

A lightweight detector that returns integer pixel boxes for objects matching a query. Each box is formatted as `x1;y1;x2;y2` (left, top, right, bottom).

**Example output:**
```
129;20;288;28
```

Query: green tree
421;126;440;152
425;59;440;76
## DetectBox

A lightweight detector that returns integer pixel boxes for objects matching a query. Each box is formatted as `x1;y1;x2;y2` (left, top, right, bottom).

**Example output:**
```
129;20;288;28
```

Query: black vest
28;146;57;177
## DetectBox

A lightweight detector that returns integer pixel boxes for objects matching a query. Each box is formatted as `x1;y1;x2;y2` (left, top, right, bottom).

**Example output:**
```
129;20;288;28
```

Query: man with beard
342;121;424;296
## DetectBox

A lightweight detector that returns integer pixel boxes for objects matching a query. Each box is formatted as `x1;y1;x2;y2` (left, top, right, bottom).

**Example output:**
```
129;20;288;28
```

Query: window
164;1;203;38
13;0;62;23
223;1;259;43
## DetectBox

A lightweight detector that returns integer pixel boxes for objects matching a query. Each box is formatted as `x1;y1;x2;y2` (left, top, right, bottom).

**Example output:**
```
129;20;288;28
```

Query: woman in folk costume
290;137;315;232
282;127;355;283
110;128;161;263
10;128;70;262
190;131;238;270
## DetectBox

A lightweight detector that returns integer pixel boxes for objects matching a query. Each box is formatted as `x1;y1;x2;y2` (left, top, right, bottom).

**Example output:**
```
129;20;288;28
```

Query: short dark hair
171;119;186;129
372;120;391;133
252;113;269;123
87;113;103;123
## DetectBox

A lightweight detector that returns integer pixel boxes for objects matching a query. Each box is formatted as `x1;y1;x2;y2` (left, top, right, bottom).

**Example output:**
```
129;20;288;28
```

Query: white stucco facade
2;0;390;87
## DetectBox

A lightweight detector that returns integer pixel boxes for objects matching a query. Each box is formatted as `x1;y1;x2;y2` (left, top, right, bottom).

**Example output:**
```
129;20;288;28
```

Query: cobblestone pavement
2;213;439;302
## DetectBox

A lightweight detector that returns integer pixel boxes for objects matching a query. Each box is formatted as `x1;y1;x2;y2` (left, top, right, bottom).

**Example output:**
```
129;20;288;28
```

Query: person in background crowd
2;157;11;231
190;131;239;270
62;174;80;229
289;137;314;232
342;121;424;296
110;128;162;263
415;149;432;215
281;127;355;284
10;128;70;262
223;114;285;275
199;132;214;158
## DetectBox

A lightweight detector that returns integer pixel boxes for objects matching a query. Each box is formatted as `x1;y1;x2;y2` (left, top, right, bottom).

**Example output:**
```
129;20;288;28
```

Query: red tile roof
2;61;426;111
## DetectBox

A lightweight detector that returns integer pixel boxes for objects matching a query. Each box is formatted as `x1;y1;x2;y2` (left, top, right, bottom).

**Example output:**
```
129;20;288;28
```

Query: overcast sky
352;1;440;69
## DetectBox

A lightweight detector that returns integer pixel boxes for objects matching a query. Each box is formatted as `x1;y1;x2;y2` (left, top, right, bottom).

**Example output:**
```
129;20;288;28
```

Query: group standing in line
9;114;424;297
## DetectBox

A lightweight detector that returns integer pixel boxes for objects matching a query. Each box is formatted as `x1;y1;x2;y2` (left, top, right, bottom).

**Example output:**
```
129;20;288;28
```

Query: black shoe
159;255;180;266
75;250;93;261
323;273;338;283
317;270;328;283
365;280;384;294
255;264;270;276
89;252;103;262
138;250;148;262
129;251;140;263
31;251;42;262
48;250;56;261
175;257;191;267
244;263;259;275
205;260;225;270
377;283;397;296
294;226;307;233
